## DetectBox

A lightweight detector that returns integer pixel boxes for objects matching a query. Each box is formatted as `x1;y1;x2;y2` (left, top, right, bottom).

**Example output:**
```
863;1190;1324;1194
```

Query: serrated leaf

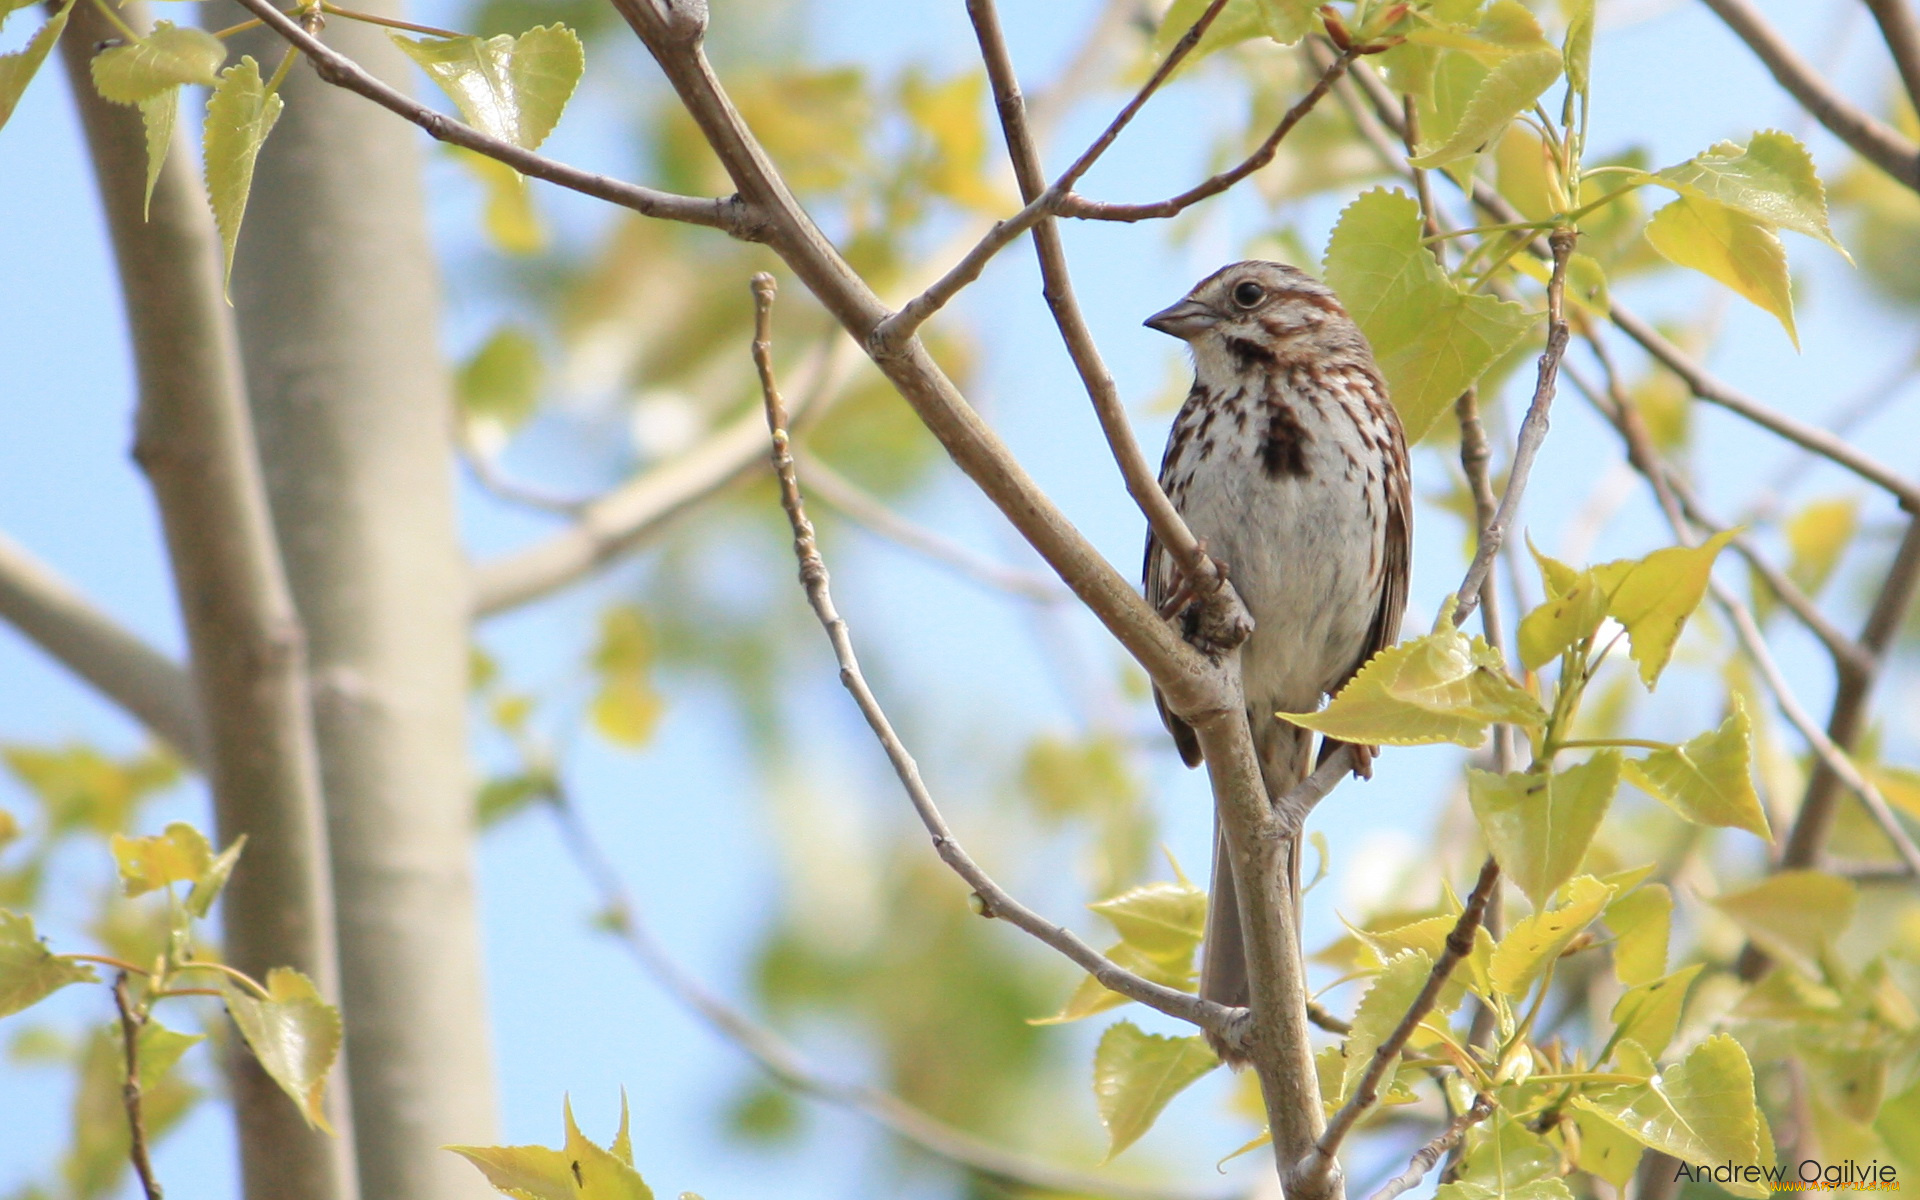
204;56;284;290
1089;879;1206;963
1608;962;1702;1058
1644;195;1797;347
1623;697;1769;838
1605;883;1671;986
1336;950;1432;1103
0;0;73;134
1711;869;1856;978
1572;1033;1765;1170
110;821;212;896
1489;874;1613;995
90;22;224;103
1435;1177;1575;1200
1653;130;1846;255
1279;598;1545;747
1589;530;1736;688
222;967;341;1132
1154;0;1317;58
1324;189;1536;441
447;1143;576;1200
563;1097;654;1200
1032;939;1193;1025
1469;752;1619;909
134;1019;204;1094
186;832;246;918
391;25;582;151
1454;1112;1557;1191
137;91;176;219
1570;1107;1642;1189
0;909;96;1017
1410;48;1562;170
1093;1021;1218;1159
1358;912;1496;1000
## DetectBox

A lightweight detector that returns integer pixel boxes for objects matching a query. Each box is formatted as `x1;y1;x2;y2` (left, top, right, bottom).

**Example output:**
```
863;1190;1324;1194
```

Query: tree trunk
58;5;359;1197
224;11;500;1197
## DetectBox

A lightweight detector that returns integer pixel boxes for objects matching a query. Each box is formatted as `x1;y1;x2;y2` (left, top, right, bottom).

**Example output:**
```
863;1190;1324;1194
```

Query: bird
1142;260;1410;1061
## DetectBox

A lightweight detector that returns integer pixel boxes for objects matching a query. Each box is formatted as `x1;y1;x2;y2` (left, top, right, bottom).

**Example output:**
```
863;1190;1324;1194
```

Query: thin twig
223;0;755;235
542;786;1229;1200
1454;228;1574;625
796;454;1071;603
870;0;1234;349
750;273;1234;1036
1699;0;1920;191
1060;51;1354;222
113;974;164;1200
1303;857;1501;1184
1865;0;1920;118
1368;1094;1494;1200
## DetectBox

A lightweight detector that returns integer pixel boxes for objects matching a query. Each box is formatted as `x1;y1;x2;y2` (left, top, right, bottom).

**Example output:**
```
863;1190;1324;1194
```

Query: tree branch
471;338;856;617
751;274;1234;1036
542;784;1229;1200
1058;49;1354;222
1864;0;1920;119
0;530;204;765
223;0;757;234
1367;1094;1494;1200
113;973;164;1200
1699;0;1920;191
795;454;1071;603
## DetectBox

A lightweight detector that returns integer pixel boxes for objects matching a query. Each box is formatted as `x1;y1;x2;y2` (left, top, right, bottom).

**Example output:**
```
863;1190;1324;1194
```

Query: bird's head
1145;261;1369;377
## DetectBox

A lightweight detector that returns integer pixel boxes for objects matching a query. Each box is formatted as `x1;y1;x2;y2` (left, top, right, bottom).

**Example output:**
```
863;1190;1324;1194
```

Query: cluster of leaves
0;815;343;1196
449;1093;697;1200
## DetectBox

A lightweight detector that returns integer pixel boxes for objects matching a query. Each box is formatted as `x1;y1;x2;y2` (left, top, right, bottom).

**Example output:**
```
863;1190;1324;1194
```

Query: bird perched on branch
1143;261;1410;1062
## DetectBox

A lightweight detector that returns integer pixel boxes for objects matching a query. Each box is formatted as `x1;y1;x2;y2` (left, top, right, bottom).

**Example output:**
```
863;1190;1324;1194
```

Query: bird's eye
1231;280;1266;308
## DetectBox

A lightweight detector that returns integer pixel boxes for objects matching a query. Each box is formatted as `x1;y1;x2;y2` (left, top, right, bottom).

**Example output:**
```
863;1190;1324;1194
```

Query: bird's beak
1144;298;1219;339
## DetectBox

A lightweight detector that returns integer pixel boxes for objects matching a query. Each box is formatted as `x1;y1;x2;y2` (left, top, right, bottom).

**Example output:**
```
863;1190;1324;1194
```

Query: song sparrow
1143;261;1410;1056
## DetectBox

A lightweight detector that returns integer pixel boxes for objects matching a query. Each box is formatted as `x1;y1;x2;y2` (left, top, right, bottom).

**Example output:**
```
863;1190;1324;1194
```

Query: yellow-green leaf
1570;1106;1643;1189
1561;0;1594;94
1355;913;1495;1002
1280;599;1545;747
1711;869;1856;978
391;25;582;151
1489;875;1613;995
1589;530;1736;688
1784;495;1858;598
1089;879;1207;964
0;807;15;846
1605;882;1671;986
1409;48;1562;170
0;909;96;1017
134;1019;204;1094
204;56;285;289
900;70;1000;211
1469;752;1619;909
1517;546;1609;670
562;1096;654;1200
1453;1112;1557;1192
110;821;212;896
1571;1033;1766;1172
1093;1021;1218;1159
1324;189;1536;441
90;21;224;103
187;831;246;918
1653;130;1846;255
1607;963;1702;1059
0;0;72;134
1155;0;1318;58
590;606;665;748
1644;195;1797;347
222;967;342;1132
137;90;176;219
459;325;544;431
447;1141;576;1200
1031;940;1192;1025
1435;1177;1575;1200
1337;950;1432;1103
1623;697;1769;838
455;148;547;255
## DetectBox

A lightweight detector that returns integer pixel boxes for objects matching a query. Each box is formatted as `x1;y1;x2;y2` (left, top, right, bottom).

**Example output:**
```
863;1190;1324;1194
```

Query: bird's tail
1200;718;1312;1064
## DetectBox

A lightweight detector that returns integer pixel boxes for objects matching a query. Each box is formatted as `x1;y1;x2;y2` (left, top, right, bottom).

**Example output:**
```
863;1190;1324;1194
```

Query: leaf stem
318;3;467;40
67;953;150;976
87;0;141;43
174;958;273;999
1554;737;1670;752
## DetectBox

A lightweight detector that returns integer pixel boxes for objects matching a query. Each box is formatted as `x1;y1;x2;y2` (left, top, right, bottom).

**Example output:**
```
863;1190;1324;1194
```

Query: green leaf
1561;0;1594;94
1032;941;1183;1025
1435;1177;1575;1200
110;821;212;896
1453;1112;1557;1192
137;91;176;219
89;22;224;103
1469;752;1619;909
0;909;96;1017
391;25;583;151
1588;530;1737;688
459;326;544;431
1783;495;1858;598
1644;195;1797;347
1154;0;1318;58
222;967;342;1132
1089;879;1207;963
562;1097;655;1200
1570;1107;1643;1189
1355;913;1495;1002
1336;950;1433;1103
0;0;72;134
1572;1033;1766;1171
1409;48;1562;170
1608;962;1702;1058
454;148;547;255
590;606;665;748
2;743;180;836
1605;882;1671;986
447;1141;576;1200
1489;874;1613;995
134;1019;204;1094
1711;869;1856;978
1092;1021;1218;1159
1653;130;1846;255
1279;598;1545;747
204;56;285;290
1623;697;1769;839
1324;189;1536;442
1517;543;1608;670
186;831;246;918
